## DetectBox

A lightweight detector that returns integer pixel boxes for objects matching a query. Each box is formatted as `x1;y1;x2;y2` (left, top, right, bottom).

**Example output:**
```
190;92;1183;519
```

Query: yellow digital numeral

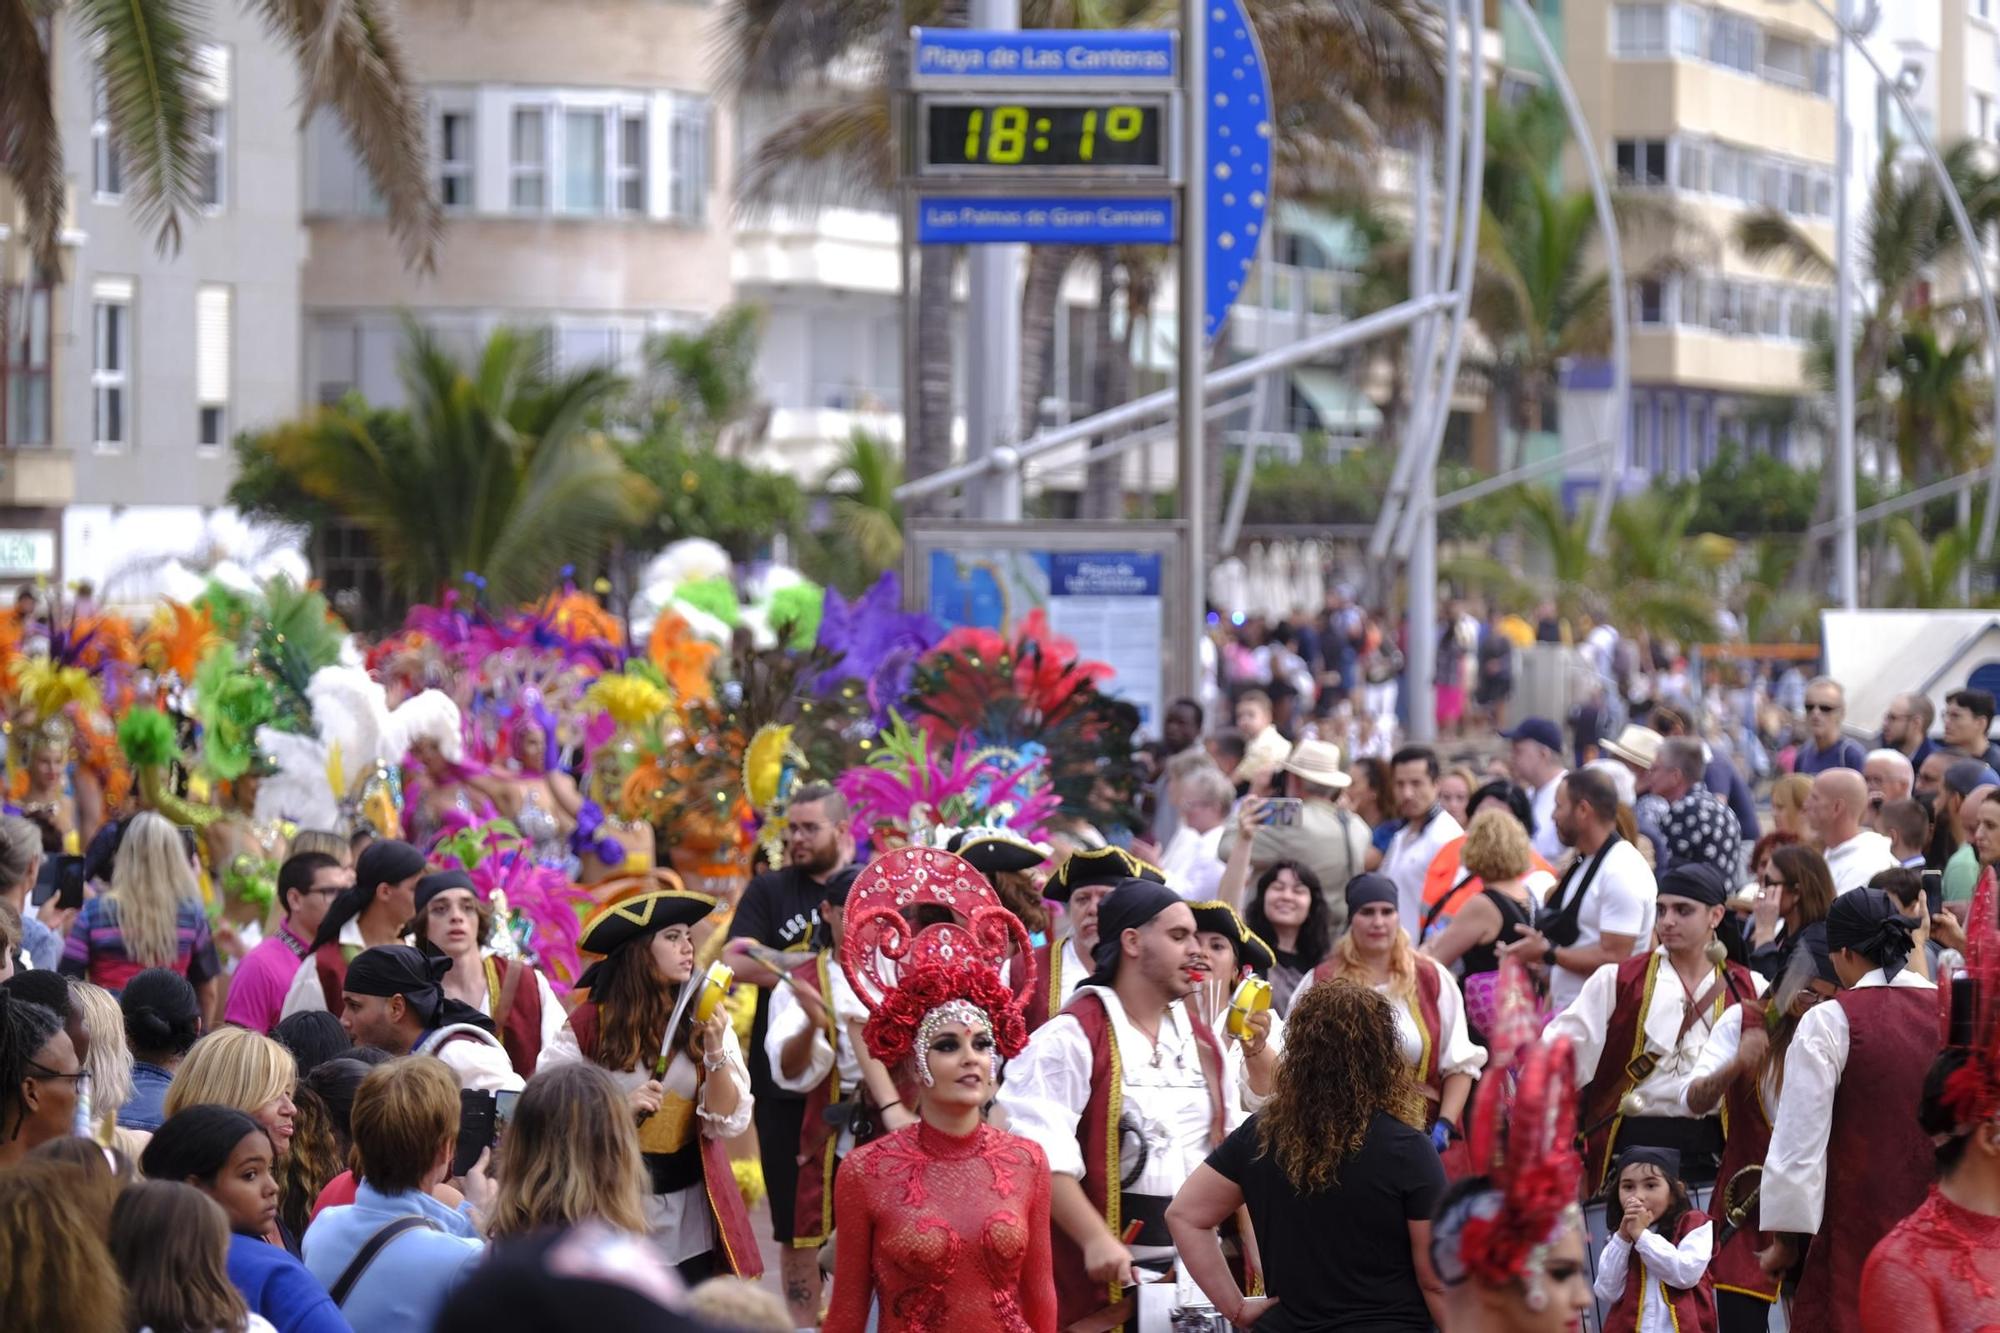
1106;106;1144;143
1080;109;1098;161
964;109;984;161
988;105;1029;163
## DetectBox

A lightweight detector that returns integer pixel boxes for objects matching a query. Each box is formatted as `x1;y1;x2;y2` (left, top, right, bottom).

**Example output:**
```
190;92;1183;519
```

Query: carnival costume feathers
837;712;1059;850
812;572;941;725
252;665;459;835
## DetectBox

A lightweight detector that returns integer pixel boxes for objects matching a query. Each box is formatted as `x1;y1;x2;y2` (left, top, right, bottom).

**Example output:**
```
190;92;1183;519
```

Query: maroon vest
1578;953;1755;1192
565;1002;765;1279
314;942;350;1014
1019;938;1062;1033
490;957;545;1079
1709;1027;1780;1304
1309;958;1447;1128
1792;985;1939;1333
789;951;843;1248
1600;1208;1718;1333
1053;990;1228;1331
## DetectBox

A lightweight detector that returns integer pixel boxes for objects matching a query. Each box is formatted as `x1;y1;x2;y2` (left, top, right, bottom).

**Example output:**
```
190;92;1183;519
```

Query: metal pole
1833;0;1858;608
1179;0;1208;704
962;0;1023;522
1406;134;1437;744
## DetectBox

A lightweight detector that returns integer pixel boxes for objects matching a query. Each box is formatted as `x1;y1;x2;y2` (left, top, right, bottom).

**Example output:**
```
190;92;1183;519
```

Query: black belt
1613;1116;1723;1181
644;1144;702;1195
1121;1192;1173;1249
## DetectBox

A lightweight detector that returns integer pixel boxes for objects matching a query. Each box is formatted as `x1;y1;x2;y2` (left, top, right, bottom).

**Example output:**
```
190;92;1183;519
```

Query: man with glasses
1941;688;2000;770
1876;692;1936;770
1792;677;1866;776
224;851;351;1032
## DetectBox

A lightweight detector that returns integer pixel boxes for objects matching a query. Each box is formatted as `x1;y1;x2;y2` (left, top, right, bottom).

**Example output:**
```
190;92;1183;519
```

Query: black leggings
1716;1290;1771;1333
675;1251;716;1287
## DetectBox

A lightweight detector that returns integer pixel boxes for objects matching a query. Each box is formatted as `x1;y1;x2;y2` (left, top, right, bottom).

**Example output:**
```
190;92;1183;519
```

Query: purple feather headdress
813;573;941;724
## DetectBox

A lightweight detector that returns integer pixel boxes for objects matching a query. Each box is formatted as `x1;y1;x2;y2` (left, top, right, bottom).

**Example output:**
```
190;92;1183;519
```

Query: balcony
0;447;75;508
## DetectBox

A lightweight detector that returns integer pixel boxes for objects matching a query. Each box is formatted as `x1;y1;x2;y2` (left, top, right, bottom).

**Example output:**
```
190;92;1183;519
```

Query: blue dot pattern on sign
1205;0;1273;343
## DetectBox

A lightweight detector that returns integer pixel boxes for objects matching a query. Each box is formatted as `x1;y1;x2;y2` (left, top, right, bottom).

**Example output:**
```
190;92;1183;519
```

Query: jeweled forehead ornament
914;999;994;1086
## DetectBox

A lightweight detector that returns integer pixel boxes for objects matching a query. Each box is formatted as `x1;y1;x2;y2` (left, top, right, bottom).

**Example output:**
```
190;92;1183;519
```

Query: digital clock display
923;99;1167;174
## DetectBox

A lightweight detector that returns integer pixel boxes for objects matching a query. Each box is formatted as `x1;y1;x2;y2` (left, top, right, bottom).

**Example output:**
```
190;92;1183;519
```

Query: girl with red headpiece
822;846;1056;1333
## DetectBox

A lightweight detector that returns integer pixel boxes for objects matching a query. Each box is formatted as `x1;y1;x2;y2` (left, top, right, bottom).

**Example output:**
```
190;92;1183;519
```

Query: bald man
1806;769;1898;894
1862;749;1915;827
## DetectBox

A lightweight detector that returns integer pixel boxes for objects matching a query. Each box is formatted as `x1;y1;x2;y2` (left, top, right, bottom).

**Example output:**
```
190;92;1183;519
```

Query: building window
1611;3;1666;57
668;94;711;222
196;285;231;449
511;107;548;211
1707;12;1758;75
438;107;474;211
2;283;52;447
1634;277;1666;325
1615;139;1668;187
92;71;122;199
1977;92;1996;142
1760;33;1811;91
560;108;607;213
194;45;230;210
616;111;646;214
1670;4;1706;57
92;279;133;451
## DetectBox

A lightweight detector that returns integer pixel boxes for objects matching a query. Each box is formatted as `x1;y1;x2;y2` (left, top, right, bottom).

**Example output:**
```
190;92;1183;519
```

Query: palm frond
734;84;895;215
76;0;205;255
1;0;67;267
249;0;440;270
1735;209;1834;282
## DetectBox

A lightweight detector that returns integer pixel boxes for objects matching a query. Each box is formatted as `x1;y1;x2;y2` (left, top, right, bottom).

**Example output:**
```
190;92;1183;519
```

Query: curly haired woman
1168;980;1450;1330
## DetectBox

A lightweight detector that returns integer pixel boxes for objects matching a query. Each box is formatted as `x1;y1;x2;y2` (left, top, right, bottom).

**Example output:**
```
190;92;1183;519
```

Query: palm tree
241;326;654;606
1883;515;1985;609
4;0;438;268
820;431;905;589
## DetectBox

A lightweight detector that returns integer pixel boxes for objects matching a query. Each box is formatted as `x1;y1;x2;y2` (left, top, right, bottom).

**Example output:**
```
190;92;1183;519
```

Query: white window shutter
197;285;231;405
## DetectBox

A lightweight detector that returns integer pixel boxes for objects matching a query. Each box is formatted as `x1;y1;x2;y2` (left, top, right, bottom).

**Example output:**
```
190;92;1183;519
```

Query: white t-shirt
1547;838;1656;1012
1161;823;1226;901
1381;808;1463;942
1823;830;1898;895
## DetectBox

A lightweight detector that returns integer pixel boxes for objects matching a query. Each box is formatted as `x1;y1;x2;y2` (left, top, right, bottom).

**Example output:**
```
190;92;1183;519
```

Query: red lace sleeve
1018;1144;1057;1333
823;1151;877;1333
1858;1189;2000;1333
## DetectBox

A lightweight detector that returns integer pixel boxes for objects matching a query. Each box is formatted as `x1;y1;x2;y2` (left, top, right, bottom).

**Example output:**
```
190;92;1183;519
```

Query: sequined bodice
515;788;565;860
823;1121;1055;1333
1860;1186;2000;1333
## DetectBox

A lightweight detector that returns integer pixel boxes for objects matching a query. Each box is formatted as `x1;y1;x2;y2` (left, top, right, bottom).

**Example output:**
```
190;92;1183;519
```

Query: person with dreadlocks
1758;887;1939;1333
0;986;82;1168
821;846;1052;1333
1857;874;2000;1331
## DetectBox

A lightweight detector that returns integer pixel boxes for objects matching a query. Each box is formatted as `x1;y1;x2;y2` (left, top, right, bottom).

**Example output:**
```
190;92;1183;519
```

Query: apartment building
1564;0;1841;479
0;8;305;591
302;0;732;408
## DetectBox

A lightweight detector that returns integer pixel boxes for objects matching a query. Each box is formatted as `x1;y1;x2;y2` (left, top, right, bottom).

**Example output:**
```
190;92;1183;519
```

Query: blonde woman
1295;873;1485;1140
61;812;222;1023
485;1062;649;1239
68;980;151;1156
1770;773;1814;841
164;1025;302;1251
1421;810;1541;1049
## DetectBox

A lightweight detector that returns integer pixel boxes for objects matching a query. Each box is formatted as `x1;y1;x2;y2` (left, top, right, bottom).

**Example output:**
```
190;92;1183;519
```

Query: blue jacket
301;1182;482;1333
227;1232;351;1333
122;1061;174;1132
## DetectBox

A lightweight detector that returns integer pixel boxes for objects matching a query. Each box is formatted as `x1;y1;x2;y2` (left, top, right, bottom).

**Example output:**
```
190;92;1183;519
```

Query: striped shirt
59;895;221;992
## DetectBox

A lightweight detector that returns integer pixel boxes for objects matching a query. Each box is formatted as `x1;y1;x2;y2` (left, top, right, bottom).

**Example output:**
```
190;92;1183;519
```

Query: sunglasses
1804;702;1841;714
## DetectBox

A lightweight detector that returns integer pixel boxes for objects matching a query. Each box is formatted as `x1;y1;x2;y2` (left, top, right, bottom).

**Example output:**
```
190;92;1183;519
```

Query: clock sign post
899;1;1271;682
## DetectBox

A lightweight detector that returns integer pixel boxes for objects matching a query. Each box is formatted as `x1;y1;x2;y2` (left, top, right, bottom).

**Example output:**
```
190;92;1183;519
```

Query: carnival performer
17;716;92;853
999;876;1264;1330
203;757;291;935
1294;872;1484;1138
1018;845;1165;1031
1550;864;1761;1193
540;885;762;1283
1593;1147;1715;1333
335;944;521;1093
1681;922;1840;1332
762;865;870;1325
1758;887;1939;1333
489;708;580;865
1858;881;2000;1331
1187;900;1284;1106
949;825;1054;947
1428;962;1596;1333
412;869;563;1079
282;839;427;1018
822;844;1054;1333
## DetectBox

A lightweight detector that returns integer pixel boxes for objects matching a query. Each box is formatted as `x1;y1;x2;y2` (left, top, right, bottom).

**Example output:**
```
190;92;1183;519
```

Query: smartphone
1259;797;1304;828
51;855;87;911
1922;868;1944;921
452;1090;496;1178
494;1088;520;1132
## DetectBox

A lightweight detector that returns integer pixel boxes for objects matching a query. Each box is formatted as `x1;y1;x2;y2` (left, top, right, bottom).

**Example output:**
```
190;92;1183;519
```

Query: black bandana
1086;878;1186;986
1824;888;1917;980
1655;863;1729;909
343;945;452;1025
1612;1145;1681;1183
1344;872;1399;916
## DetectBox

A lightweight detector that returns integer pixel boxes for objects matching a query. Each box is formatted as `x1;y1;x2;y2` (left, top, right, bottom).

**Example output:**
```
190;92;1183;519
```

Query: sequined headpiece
839;846;1033;1079
1432;960;1585;1307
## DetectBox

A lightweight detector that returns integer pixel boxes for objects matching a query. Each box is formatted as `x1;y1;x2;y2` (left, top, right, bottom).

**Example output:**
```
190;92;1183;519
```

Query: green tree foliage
620;440;805;564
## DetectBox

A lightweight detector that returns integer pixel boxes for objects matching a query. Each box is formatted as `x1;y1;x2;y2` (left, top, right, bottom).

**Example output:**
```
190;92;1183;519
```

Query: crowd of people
0;568;1997;1333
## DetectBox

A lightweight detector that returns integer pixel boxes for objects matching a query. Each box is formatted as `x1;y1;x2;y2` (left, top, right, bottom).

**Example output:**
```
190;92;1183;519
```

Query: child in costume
1594;1146;1716;1333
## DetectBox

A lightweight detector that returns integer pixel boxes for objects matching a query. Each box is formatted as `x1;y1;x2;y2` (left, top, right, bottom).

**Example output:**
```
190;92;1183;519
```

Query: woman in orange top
1415;780;1555;947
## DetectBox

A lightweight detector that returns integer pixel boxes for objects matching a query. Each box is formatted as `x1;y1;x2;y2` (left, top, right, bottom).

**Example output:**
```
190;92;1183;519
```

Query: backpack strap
327;1214;438;1306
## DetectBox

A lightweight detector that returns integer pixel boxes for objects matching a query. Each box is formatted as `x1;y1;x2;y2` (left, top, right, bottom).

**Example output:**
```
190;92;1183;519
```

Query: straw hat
1279;738;1351;789
1601;724;1663;771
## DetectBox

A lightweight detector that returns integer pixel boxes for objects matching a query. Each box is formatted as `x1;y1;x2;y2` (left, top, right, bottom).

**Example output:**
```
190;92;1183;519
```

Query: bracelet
1543;943;1557;967
702;1052;728;1072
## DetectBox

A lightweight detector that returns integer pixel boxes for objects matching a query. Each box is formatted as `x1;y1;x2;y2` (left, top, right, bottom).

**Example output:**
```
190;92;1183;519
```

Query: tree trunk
1019;245;1077;437
1081;253;1129;521
906;243;957;519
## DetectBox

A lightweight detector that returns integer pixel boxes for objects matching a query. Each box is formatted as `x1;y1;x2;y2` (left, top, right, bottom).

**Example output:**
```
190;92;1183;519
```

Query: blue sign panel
1206;0;1275;342
917;195;1176;245
912;28;1178;84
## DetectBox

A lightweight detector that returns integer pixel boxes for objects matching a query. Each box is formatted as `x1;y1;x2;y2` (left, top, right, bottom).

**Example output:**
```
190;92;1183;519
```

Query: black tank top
1457;886;1534;980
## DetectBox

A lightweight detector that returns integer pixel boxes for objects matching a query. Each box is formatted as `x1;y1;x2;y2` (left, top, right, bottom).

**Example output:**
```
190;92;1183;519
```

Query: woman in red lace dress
1859;883;2000;1333
823;846;1055;1333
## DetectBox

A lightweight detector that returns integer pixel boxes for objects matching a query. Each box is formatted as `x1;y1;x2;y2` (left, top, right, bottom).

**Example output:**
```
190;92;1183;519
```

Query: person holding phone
541;886;760;1285
1216;739;1369;931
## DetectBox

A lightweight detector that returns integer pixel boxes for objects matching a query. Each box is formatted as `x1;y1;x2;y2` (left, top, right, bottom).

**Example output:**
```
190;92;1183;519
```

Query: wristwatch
1543;943;1558;967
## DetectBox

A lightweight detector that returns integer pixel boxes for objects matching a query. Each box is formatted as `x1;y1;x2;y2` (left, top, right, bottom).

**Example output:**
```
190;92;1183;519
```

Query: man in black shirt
723;782;854;1325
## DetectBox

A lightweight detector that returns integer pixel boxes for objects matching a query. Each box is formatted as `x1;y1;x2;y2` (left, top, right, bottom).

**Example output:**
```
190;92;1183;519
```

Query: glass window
1613;5;1667;57
1676;138;1706;192
1635;277;1666;325
616;112;646;214
92;286;132;450
1711;146;1741;200
2;284;52;447
1762;34;1811;90
561;108;607;213
438;108;474;211
1709;13;1757;74
196;285;231;448
1787;166;1809;215
668;95;711;222
1671;3;1706;58
92;70;122;199
193;44;229;211
511;107;547;211
1616;139;1667;186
